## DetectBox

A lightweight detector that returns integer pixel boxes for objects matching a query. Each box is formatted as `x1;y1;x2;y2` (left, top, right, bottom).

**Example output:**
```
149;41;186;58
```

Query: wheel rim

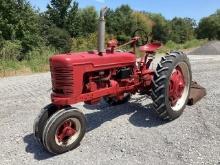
169;62;190;111
55;118;81;146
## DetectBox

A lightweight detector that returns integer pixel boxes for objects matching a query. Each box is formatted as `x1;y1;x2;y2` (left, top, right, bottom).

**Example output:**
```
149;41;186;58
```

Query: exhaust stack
98;7;108;55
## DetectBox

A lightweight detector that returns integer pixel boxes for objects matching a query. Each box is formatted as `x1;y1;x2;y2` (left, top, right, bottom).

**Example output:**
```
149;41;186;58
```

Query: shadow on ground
23;96;168;160
23;134;54;160
84;97;167;132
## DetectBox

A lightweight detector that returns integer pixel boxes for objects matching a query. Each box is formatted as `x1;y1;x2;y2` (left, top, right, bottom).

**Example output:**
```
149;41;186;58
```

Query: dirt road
0;55;219;165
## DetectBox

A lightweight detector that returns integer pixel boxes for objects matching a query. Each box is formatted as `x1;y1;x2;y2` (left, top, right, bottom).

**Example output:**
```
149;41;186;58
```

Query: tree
46;0;79;29
46;26;71;52
78;7;98;36
149;13;170;43
131;12;153;35
105;9;116;35
66;3;81;37
0;0;43;54
169;17;195;43
197;10;220;40
38;13;71;52
44;0;81;51
106;5;134;37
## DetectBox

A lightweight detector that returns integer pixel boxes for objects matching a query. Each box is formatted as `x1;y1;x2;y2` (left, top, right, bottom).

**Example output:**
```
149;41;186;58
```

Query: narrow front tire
42;107;86;154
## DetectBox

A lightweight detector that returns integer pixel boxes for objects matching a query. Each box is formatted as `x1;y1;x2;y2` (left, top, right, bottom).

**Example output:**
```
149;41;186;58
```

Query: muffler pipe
98;7;108;55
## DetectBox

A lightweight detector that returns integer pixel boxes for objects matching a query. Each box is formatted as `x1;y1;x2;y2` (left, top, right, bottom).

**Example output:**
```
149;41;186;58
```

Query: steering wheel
132;29;149;46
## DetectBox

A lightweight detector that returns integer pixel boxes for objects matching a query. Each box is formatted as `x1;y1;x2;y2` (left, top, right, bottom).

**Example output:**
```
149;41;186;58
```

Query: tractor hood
49;51;136;68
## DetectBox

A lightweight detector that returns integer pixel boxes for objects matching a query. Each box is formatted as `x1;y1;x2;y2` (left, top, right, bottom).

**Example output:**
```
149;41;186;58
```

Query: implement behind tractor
34;7;206;154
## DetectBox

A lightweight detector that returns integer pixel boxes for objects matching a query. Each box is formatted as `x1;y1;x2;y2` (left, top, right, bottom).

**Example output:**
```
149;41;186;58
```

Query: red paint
106;40;118;53
56;120;76;143
49;39;160;106
139;43;162;53
169;66;185;106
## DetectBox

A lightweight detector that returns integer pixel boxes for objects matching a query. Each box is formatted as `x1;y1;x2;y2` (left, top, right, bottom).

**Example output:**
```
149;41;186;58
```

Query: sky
29;0;220;22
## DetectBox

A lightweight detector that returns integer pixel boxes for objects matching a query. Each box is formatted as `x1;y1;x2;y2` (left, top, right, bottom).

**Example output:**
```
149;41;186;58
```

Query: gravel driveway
0;55;219;165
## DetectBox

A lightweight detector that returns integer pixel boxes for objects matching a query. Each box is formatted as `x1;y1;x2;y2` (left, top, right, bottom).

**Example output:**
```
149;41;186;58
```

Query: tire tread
151;51;192;120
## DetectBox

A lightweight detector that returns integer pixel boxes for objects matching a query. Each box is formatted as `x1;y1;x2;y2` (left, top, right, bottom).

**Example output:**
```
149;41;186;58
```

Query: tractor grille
50;65;74;96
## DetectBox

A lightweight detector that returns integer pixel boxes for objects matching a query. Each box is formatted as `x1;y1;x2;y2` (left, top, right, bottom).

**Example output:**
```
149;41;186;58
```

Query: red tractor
34;8;203;154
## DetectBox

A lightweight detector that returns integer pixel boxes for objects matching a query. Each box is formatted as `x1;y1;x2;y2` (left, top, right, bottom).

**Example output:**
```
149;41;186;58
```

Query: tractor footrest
187;81;207;106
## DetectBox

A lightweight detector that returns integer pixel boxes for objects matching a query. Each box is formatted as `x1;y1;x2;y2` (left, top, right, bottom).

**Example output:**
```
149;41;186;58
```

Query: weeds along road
0;55;220;165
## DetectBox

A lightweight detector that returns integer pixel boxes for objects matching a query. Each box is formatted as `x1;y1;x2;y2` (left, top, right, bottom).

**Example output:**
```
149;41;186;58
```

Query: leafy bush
165;40;181;50
0;40;22;60
71;33;97;52
183;39;207;49
71;33;113;52
131;12;153;35
158;39;207;53
169;18;196;44
46;26;72;53
149;13;170;43
24;46;56;72
197;10;220;40
0;46;55;76
0;0;43;54
116;35;131;45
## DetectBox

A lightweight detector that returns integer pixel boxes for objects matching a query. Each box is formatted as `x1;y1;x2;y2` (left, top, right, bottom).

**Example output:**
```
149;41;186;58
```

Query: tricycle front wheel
41;107;86;154
34;104;59;144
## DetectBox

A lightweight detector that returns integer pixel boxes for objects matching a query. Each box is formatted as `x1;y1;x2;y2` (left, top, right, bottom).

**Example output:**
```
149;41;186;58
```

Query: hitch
188;81;207;106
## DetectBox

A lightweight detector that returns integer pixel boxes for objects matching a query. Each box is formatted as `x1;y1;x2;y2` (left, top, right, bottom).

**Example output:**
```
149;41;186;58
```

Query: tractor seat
139;43;162;53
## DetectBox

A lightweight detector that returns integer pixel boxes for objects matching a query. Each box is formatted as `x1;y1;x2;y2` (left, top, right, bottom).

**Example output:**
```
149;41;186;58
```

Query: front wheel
34;104;59;144
151;52;192;120
42;107;86;154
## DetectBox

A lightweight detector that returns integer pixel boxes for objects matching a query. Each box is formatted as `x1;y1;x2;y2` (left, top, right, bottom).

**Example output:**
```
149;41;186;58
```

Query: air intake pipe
98;7;108;55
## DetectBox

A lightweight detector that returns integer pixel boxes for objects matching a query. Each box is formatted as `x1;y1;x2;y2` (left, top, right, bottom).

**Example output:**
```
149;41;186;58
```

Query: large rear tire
151;52;192;120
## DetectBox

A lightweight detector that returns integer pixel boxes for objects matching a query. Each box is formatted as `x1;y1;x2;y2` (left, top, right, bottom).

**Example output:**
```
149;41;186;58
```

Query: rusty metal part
187;81;207;106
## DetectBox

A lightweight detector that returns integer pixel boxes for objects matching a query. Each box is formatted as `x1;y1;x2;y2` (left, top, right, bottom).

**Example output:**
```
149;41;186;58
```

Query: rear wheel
42;107;86;154
151;52;192;120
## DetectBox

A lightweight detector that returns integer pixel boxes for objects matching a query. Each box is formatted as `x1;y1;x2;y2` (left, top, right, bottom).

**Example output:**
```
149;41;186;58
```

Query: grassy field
0;39;207;77
158;39;207;53
0;47;56;77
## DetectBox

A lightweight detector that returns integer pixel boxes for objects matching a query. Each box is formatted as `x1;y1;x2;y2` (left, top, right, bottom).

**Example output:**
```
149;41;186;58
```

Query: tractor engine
50;51;137;105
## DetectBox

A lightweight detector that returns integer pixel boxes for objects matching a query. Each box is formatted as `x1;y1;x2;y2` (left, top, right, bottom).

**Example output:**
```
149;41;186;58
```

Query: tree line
0;0;220;61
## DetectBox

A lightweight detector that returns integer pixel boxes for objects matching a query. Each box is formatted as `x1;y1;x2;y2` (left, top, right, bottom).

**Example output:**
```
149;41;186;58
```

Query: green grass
24;47;56;72
158;39;208;53
0;46;56;77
